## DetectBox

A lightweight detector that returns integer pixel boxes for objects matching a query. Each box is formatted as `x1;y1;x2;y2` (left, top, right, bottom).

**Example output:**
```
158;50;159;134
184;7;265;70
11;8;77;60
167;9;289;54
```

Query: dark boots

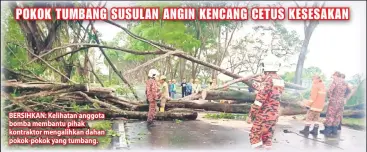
309;126;319;135
338;123;342;130
331;126;339;135
299;126;310;134
320;126;338;137
320;126;332;136
147;121;156;127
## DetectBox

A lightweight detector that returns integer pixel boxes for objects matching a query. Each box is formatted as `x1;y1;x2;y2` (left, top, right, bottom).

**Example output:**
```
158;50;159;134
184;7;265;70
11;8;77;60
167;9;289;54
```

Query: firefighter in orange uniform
300;75;326;135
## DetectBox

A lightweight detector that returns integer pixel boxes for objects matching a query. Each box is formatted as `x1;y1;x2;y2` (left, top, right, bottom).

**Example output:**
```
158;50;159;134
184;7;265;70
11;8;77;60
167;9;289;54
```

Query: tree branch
124;50;183;76
90;23;140;101
26;48;76;84
104;20;175;51
29;43;163;64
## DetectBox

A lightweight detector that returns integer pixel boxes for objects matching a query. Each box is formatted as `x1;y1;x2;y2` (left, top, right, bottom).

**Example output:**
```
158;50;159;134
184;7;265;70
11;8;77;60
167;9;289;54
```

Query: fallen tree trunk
107;110;198;120
344;104;366;110
2;81;88;93
134;100;305;115
320;109;365;118
200;90;302;103
134;100;249;113
2;80;199;121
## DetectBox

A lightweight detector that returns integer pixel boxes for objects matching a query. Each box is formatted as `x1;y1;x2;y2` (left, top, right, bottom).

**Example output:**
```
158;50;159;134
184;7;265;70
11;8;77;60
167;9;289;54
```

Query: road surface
112;114;366;151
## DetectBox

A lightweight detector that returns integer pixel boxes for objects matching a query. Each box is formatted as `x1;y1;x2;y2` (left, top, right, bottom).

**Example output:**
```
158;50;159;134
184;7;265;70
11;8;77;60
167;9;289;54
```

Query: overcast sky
93;1;366;80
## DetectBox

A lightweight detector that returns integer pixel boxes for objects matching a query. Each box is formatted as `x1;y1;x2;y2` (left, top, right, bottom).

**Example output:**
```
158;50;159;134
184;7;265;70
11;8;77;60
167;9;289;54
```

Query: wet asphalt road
114;119;366;151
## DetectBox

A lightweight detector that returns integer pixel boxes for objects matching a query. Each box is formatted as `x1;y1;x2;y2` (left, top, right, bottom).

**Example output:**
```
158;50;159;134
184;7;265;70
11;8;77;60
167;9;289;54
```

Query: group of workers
245;54;353;149
180;78;214;97
145;71;217;127
168;78;217;99
300;72;352;137
145;53;353;149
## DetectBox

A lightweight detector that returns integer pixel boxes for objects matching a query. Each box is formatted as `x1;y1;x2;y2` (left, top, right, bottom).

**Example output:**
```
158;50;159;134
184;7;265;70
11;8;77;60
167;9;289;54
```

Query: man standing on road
299;75;326;136
159;75;169;112
320;72;349;136
247;54;285;149
181;79;187;97
146;69;160;127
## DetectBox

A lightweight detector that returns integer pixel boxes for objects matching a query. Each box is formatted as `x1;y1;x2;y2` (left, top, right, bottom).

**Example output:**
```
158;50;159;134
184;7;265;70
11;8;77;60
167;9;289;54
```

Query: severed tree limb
74;91;123;112
106;97;138;110
90;23;139;101
26;48;76;84
124;50;183;76
30;43;162;64
13;84;88;101
2;67;47;82
201;75;259;99
212;74;260;90
9;98;34;112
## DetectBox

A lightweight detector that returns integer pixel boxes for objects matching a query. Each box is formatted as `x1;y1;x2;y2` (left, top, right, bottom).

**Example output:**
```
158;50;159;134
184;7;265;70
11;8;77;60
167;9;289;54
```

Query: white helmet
261;53;281;72
148;69;159;78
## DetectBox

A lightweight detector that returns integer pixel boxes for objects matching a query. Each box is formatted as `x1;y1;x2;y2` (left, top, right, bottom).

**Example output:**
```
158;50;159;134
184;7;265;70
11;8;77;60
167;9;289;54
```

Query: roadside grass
342;118;366;130
203;113;248;120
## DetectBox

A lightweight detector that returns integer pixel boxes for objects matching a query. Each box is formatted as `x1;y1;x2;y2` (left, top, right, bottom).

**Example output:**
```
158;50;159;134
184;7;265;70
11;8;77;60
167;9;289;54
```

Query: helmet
148;69;159;78
261;53;281;72
160;75;167;80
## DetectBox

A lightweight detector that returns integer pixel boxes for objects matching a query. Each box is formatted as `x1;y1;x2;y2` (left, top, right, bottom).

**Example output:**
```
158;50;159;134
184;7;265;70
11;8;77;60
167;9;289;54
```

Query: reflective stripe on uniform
251;141;263;148
254;100;262;106
310;107;323;112
272;79;285;87
318;91;326;94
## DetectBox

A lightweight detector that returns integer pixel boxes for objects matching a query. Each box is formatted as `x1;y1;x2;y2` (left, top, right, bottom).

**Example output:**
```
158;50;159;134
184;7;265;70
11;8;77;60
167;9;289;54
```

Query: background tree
229;22;302;75
281;66;326;82
293;1;326;85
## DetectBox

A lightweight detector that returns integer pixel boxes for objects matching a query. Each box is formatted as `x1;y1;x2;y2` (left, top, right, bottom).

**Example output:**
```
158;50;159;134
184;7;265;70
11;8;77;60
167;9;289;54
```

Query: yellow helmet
160;75;167;80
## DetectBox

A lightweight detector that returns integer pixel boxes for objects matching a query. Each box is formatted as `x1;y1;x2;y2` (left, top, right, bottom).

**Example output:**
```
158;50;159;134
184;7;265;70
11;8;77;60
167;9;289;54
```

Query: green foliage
116;86;132;96
2;6;47;76
347;79;366;106
203;113;247;120
90;121;120;149
33;96;54;103
174;119;183;123
71;102;81;112
342;118;366;130
125;3;200;61
281;66;326;82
